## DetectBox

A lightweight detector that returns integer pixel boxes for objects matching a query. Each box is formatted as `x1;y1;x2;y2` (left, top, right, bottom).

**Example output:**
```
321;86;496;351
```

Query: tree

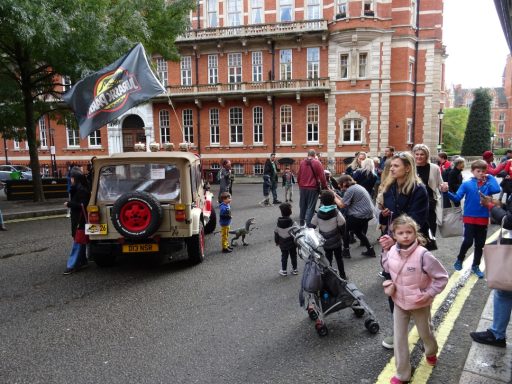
0;0;195;201
442;108;469;154
460;88;492;156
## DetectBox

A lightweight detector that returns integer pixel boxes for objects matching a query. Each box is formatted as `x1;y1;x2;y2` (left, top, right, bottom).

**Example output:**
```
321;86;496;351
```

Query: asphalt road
0;184;494;384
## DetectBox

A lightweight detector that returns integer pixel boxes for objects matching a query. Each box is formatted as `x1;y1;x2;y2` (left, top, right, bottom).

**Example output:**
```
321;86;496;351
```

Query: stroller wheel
364;319;380;334
307;306;319;321
353;308;365;318
316;323;329;337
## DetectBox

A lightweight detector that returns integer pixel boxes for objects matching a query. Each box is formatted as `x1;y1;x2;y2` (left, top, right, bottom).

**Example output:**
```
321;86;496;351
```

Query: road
0;184;494;384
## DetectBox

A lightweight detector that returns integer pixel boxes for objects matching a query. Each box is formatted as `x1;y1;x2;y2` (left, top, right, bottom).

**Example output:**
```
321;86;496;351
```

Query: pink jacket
382;241;448;311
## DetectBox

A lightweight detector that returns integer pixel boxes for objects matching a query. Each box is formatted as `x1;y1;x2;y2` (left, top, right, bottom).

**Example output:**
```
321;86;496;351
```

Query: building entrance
122;115;145;152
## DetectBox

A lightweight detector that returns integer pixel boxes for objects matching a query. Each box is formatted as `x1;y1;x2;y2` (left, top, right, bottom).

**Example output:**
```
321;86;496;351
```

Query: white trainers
291;269;299;275
279;270;287;276
382;335;394;349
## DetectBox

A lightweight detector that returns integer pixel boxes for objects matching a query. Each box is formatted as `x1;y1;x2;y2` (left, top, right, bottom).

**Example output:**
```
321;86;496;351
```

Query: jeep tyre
204;207;216;234
111;191;162;240
186;221;205;265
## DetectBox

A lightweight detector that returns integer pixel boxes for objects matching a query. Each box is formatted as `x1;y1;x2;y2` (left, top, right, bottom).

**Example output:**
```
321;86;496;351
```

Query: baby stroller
289;225;380;337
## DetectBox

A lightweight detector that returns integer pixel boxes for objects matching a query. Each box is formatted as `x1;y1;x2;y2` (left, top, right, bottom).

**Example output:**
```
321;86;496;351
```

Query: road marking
375;229;499;383
5;214;67;223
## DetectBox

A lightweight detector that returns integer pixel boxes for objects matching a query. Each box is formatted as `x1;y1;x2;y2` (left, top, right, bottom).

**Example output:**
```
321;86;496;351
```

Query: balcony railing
167;78;330;97
176;20;328;42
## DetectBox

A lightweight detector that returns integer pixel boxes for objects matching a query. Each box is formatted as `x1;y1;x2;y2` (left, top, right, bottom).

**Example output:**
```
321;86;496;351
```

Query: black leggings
324;246;346;279
457;223;487;267
343;216;372;249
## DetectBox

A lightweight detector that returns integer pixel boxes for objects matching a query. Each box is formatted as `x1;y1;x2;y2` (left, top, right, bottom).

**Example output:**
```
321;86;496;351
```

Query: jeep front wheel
204;207;216;234
111;191;162;239
186;221;205;265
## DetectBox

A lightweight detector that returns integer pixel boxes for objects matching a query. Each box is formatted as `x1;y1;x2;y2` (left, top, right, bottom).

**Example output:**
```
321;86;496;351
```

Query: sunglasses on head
393;152;409;159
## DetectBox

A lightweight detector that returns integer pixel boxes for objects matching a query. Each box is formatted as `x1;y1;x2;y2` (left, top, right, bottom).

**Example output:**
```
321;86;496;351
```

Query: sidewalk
0;187;510;383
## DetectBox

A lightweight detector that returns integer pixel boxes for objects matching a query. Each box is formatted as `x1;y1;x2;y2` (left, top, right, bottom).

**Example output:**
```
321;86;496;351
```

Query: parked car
0;165;33;181
85;151;216;267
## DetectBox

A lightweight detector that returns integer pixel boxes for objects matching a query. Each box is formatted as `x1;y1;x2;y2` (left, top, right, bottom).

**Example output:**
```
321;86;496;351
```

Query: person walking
274;202;298;276
297;149;328;226
336;175;376;258
381;214;448;384
63;168;91;275
263;153;281;205
218;159;232;203
447;159;501;278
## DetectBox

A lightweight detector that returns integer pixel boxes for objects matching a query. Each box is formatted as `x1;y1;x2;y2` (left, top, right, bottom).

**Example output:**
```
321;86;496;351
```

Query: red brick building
3;0;445;175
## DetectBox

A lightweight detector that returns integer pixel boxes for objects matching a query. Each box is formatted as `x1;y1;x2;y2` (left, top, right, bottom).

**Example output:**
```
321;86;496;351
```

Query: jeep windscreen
97;163;180;201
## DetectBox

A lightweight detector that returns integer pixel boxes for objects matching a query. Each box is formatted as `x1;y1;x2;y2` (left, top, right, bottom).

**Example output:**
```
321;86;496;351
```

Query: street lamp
47;113;57;177
491;133;496;153
437;108;444;153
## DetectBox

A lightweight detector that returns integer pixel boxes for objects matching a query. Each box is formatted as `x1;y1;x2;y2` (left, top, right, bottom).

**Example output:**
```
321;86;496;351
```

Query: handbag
438;202;463;238
74;204;90;245
382;279;395;296
483;219;512;290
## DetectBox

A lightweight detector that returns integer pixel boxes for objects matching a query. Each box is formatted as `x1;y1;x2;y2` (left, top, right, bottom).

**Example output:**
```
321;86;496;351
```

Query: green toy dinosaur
229;218;256;246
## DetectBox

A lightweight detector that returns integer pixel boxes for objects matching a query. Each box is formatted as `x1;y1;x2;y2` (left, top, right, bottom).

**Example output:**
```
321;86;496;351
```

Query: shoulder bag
74;204;90;245
438;200;463;238
483;218;512;290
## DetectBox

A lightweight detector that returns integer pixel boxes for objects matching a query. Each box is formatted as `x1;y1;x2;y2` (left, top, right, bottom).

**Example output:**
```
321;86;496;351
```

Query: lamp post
437;108;444;153
491;134;496;153
49;126;57;177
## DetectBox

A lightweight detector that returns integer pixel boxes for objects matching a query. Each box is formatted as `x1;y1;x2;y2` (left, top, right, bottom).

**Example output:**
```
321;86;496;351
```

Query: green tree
0;0;194;201
442;108;469;154
461;88;492;156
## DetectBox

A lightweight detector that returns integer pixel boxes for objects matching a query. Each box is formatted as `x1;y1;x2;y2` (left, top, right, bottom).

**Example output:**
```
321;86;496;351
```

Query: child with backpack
380;214;448;384
274;202;298;276
282;165;296;203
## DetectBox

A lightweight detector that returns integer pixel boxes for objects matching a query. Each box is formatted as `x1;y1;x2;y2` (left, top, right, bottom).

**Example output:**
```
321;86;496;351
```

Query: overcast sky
444;0;510;89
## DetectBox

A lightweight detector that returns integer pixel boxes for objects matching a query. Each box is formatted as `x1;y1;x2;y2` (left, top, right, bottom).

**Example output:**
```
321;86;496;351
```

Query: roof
94;151;200;164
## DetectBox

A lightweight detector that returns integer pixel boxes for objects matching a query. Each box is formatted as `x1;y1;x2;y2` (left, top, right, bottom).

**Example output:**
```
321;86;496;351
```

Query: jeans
299;188;319;226
284;185;293;201
270;178;278;201
67;242;87;269
490;289;512;340
457;223;487;267
281;248;298;271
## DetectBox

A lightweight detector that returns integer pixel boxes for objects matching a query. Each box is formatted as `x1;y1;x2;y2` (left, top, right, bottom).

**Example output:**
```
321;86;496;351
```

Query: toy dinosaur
229;218;256;246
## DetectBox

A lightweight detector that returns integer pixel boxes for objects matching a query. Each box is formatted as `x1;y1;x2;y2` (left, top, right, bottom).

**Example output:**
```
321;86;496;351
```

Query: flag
63;43;166;139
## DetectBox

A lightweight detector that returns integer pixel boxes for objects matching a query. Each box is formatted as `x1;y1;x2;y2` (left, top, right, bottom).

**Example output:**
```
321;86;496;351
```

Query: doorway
122;115;146;152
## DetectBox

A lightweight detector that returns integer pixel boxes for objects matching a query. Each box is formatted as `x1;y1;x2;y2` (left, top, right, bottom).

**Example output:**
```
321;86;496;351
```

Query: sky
444;0;510;89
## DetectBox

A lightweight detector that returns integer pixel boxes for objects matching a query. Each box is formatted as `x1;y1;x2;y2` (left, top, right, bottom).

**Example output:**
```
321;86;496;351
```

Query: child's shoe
222;248;232;253
426;354;437;366
390;376;407;384
291;269;299;275
279;270;287;276
453;259;463;271
472;265;484;278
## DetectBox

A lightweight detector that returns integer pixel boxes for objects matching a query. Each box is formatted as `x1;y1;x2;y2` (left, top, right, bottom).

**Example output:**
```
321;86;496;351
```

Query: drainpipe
411;0;420;145
271;41;276;154
197;0;200;29
195;49;200;154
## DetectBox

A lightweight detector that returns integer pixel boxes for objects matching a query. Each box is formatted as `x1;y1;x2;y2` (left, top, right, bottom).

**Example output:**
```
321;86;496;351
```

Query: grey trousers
299;188;319;226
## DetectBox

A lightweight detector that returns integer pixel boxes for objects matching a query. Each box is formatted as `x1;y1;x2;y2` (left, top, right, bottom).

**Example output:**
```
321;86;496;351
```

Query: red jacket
297;157;327;190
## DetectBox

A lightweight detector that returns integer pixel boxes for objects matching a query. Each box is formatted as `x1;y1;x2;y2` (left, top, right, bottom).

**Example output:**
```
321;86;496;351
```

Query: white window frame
340;53;349;79
499;123;505;133
232;163;244;175
208;55;218;84
411;0;417;26
209;108;220;145
499;112;506;121
13;136;20;150
253;163;264;175
156;58;168;87
252;51;263;82
280;105;292;144
407;118;413;144
66;118;80;148
39;117;48;148
342;119;363;144
229;107;243;144
306;0;321;20
363;0;375;16
307;104;319;143
183;109;194;143
279;0;293;22
228;53;242;89
408;57;415;82
358;52;368;78
253;106;263;144
336;0;348;18
63;76;72;92
307;48;320;85
88;130;102;147
280;49;292;81
159;110;170;143
206;0;218;27
227;0;243;26
251;0;264;23
181;56;192;86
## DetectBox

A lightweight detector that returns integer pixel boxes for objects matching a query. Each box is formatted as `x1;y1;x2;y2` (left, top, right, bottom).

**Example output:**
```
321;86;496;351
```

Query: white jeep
85;151;216;267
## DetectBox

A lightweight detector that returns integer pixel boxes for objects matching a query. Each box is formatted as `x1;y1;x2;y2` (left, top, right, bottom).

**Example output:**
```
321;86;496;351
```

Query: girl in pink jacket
381;214;448;384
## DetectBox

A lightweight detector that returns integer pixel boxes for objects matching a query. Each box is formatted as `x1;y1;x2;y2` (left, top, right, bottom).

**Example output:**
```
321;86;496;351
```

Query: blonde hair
348;151;367;170
361;158;375;174
391;214;427;246
412;144;431;163
381;152;421;195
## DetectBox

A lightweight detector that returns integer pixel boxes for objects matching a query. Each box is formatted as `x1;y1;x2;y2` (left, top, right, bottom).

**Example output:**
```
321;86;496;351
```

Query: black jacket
68;183;91;237
274;216;295;250
264;159;278;181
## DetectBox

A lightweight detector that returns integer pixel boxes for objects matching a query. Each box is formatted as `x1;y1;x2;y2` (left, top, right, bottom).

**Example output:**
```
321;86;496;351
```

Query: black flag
63;43;166;139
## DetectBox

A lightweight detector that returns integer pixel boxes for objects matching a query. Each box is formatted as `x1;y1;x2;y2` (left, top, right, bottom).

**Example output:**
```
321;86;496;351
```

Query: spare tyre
111;191;163;239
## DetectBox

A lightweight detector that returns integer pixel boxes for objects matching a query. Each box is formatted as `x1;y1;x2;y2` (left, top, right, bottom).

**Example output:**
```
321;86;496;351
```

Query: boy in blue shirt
219;192;233;253
448;159;500;278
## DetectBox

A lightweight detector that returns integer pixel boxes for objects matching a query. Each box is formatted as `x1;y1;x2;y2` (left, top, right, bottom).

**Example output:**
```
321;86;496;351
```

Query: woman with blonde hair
345;151;367;176
353;157;377;195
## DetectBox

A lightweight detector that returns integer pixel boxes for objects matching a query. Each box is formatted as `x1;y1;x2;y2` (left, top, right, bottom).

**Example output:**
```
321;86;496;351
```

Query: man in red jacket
297;149;327;226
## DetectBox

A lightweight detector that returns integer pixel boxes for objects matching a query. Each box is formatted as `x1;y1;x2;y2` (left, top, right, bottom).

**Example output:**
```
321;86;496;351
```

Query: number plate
122;244;159;253
85;223;107;235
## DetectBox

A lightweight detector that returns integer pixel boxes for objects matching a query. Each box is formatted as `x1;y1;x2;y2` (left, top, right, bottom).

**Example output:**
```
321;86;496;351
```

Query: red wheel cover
119;200;152;232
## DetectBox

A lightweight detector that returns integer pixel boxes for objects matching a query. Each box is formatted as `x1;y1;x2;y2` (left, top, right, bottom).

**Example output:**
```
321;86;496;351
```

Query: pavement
1;176;511;383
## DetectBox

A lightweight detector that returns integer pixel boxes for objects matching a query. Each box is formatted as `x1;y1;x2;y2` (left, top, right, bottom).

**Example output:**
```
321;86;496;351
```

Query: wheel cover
119;200;151;232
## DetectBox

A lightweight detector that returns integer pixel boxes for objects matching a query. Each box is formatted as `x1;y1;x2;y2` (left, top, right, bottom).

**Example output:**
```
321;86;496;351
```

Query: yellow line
375;229;499;383
5;214;67;223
